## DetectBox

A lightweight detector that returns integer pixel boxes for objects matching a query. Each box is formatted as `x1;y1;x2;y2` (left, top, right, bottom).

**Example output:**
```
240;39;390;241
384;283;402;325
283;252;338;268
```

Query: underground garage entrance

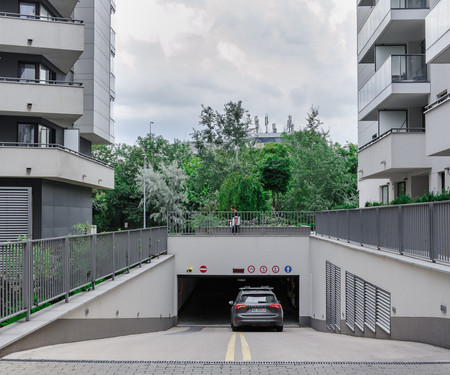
177;275;300;326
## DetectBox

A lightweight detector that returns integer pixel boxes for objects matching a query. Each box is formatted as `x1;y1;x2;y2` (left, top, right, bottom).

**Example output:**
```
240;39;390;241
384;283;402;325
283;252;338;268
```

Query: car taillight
269;304;281;309
235;304;248;310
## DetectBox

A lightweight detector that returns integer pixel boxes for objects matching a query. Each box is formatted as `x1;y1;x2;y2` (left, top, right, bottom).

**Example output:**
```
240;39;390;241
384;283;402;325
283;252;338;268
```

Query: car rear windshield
240;294;275;303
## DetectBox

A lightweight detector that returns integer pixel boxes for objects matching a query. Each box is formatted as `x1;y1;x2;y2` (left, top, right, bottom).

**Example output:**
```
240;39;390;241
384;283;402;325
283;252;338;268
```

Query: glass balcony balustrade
426;0;450;49
359;54;427;111
358;0;428;54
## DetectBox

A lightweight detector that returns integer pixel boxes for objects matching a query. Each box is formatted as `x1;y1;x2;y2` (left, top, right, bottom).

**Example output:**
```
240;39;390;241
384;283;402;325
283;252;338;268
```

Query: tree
136;162;188;224
217;172;267;212
259;143;291;211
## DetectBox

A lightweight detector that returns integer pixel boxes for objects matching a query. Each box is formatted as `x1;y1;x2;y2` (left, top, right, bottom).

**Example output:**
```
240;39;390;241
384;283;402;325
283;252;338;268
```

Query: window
397;181;406;197
380;185;389;204
18;123;55;146
439;172;445;192
19;63;36;82
19;62;55;83
20;2;37;19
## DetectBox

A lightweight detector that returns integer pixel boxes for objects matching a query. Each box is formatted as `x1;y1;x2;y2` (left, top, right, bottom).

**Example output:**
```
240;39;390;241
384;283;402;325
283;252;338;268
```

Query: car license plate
251;308;266;312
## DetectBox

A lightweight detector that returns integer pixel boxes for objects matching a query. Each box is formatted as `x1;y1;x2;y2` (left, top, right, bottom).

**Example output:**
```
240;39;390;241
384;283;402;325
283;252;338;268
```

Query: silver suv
229;286;284;332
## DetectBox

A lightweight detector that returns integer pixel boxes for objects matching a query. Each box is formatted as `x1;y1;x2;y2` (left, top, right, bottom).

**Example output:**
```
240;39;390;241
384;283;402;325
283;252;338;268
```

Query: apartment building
357;0;450;206
0;0;116;240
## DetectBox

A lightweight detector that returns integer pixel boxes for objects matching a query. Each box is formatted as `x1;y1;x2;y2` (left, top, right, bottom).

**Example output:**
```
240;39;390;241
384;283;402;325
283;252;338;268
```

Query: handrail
0;77;83;86
0;142;113;169
359;127;425;151
424;93;450;113
0;11;83;24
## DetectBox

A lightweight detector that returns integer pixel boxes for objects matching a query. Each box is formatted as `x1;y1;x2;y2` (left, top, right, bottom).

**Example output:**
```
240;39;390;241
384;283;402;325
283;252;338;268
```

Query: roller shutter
0;187;31;242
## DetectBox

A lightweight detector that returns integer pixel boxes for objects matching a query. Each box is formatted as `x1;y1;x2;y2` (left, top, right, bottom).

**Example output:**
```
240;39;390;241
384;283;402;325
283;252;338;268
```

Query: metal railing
0;227;167;324
0;77;83;86
168;211;315;236
0;12;84;24
0;142;112;169
316;201;450;265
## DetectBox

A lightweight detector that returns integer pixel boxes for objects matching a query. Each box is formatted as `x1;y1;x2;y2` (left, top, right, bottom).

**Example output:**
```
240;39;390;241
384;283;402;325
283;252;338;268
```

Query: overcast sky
113;0;357;146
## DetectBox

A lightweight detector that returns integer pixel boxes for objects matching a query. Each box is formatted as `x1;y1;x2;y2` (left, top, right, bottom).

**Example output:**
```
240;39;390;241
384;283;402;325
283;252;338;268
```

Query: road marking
225;332;236;361
239;332;252;361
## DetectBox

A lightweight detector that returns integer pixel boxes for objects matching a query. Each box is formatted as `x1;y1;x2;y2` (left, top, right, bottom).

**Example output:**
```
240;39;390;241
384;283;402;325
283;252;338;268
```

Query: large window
380;185;389;204
18;123;55;146
20;2;53;20
19;62;55;83
396;181;406;197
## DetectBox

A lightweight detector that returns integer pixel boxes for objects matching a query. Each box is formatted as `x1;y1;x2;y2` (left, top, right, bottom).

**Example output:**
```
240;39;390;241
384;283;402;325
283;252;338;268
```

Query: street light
143;122;155;229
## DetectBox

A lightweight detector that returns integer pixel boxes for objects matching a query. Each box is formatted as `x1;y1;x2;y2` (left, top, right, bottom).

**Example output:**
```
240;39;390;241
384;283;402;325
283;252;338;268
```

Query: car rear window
240;294;275;303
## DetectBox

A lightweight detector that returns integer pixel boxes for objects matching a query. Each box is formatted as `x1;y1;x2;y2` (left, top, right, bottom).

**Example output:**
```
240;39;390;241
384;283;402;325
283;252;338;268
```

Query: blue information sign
285;265;292;273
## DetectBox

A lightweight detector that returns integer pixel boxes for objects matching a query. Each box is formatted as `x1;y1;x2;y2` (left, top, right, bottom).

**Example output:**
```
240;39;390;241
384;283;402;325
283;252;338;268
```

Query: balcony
358;128;430;179
426;0;450;63
0;144;114;189
424;94;450;155
358;0;375;6
358;0;429;63
0;78;83;127
48;0;79;18
0;13;84;74
358;55;429;120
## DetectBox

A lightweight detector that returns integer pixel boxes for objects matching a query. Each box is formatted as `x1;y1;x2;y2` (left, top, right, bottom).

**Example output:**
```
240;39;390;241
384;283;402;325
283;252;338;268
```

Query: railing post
64;237;70;303
346;210;350;242
398;205;404;255
139;229;143;267
90;234;96;290
429;202;436;262
112;232;115;280
127;230;131;273
359;209;363;246
376;207;380;250
23;240;32;321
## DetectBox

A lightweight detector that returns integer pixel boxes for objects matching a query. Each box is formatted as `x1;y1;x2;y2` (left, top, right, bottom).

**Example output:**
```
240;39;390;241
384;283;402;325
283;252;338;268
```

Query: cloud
113;0;357;146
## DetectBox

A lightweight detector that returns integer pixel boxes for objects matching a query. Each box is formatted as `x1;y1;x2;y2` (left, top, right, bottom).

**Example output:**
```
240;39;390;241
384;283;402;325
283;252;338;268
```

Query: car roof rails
239;286;274;291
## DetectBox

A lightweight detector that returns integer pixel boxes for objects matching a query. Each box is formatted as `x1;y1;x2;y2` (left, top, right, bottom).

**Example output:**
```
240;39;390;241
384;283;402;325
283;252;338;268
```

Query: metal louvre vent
376;288;391;334
0;187;31;242
325;261;341;332
355;277;365;332
364;283;377;332
346;271;391;335
345;272;355;332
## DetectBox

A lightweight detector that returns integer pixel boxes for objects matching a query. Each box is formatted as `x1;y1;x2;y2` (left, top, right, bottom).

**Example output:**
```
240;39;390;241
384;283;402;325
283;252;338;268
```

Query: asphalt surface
2;326;450;374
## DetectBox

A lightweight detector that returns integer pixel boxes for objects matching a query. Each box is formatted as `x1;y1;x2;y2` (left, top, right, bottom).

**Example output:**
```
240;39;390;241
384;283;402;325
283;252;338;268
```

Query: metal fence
168;211;315;236
0;227;167;324
316;201;450;264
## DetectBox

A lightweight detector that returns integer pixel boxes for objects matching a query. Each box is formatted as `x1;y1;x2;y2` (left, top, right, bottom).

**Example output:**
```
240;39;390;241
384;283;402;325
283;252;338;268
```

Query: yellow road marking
239;332;252;361
225;332;236;361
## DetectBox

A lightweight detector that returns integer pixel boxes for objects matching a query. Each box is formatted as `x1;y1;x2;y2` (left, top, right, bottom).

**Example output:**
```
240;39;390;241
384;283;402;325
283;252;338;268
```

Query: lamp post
143;122;155;229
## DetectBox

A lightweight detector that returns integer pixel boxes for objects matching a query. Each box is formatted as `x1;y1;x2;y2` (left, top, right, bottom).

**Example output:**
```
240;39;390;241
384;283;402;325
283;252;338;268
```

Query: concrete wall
168;236;311;321
0;256;177;357
310;236;450;348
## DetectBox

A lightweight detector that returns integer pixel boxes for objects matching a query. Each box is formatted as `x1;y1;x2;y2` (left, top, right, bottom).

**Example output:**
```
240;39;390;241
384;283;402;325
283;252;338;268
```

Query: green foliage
72;221;92;235
217;172;268;211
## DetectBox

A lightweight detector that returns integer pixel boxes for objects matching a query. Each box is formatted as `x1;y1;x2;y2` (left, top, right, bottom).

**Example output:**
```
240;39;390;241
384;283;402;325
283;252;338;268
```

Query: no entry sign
200;265;207;273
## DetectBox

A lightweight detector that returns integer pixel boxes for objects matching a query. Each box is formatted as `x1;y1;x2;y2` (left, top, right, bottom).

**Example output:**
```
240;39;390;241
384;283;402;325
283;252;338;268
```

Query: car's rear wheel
276;325;283;332
231;323;238;331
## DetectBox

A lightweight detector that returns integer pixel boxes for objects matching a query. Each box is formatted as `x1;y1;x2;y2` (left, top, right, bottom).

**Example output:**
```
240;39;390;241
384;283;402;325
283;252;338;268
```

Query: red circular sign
272;265;280;273
200;265;207;273
248;265;255;273
260;266;268;274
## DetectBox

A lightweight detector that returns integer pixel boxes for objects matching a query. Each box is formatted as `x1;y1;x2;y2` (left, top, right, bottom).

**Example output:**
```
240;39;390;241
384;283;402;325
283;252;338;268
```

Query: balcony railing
358;0;429;54
0;77;82;86
0;227;167;324
426;0;450;50
0;11;83;24
0;142;112;169
358;127;425;151
358;54;427;111
168;211;315;236
316;201;450;265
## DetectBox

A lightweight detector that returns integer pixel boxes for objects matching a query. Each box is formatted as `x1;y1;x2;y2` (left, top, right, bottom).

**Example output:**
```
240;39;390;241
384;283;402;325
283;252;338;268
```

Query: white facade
0;0;115;239
357;0;450;206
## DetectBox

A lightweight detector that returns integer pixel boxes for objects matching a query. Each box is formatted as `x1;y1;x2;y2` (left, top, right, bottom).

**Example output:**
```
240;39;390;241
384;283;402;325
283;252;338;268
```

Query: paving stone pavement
1;360;450;375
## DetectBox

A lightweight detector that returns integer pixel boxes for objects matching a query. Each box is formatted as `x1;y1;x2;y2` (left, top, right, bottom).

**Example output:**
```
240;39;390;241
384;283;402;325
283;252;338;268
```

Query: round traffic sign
260;266;268;274
200;265;207;273
248;265;255;273
272;265;280;273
